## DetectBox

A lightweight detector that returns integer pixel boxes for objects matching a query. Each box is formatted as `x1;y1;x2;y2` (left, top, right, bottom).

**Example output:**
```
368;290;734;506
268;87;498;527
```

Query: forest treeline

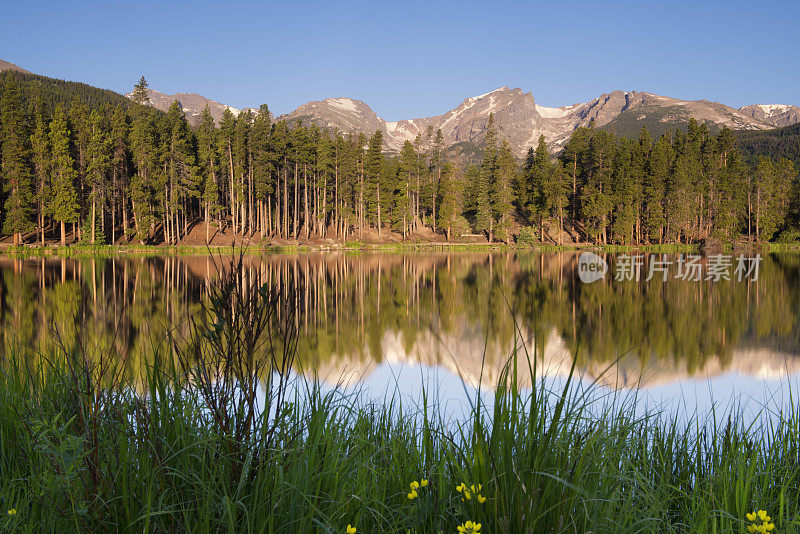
737;122;800;170
555;121;799;244
1;74;799;246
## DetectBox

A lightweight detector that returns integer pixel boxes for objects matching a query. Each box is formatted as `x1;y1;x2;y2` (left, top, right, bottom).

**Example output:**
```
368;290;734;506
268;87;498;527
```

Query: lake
2;251;799;422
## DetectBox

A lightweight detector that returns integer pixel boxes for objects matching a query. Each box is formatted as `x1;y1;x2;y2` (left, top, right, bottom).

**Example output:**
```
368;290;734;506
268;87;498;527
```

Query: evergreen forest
2;72;799;247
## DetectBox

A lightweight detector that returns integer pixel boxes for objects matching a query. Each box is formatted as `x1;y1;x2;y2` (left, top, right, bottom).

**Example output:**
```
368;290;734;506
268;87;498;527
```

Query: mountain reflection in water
0;252;797;395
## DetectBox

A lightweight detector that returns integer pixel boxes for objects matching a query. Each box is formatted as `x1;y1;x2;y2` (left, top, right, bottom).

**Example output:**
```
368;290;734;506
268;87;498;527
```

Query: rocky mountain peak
124;87;240;126
739;104;800;128
115;72;798;156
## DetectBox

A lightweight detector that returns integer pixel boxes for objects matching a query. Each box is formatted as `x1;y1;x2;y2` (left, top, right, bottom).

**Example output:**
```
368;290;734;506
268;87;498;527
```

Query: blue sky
2;0;798;119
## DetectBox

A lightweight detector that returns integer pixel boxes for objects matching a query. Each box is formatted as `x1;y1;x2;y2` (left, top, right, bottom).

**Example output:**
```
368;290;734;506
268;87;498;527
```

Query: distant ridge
3;57;797;155
0;64;135;112
0;59;31;74
276;88;799;156
124;87;249;126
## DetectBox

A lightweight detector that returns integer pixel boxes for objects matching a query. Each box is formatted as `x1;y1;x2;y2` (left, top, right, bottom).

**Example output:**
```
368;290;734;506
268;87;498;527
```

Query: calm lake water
2;251;799;421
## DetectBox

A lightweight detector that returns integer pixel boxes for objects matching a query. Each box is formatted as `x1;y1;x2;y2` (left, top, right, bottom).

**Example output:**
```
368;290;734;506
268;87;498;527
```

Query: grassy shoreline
0;258;798;533
1;343;798;532
0;240;797;257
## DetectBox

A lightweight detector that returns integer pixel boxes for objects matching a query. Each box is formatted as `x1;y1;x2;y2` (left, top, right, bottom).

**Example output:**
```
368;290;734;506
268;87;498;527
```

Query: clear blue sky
2;0;798;119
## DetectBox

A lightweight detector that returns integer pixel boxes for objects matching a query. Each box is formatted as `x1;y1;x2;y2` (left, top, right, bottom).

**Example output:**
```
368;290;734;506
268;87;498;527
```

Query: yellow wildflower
463;490;471;500
746;510;775;534
457;520;481;533
456;483;464;493
346;525;357;534
6;509;16;516
407;489;418;500
477;494;487;504
410;481;420;490
420;479;428;487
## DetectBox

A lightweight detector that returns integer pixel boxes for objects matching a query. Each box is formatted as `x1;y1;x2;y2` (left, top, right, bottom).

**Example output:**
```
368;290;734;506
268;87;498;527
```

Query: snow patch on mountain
465;87;509;107
278;86;797;157
758;104;790;114
535;105;570;119
328;98;359;112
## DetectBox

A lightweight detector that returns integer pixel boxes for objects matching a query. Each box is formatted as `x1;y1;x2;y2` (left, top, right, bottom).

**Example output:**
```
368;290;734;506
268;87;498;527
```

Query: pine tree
559;127;589;226
582;129;614;243
644;134;671;243
397;140;417;239
86;108;111;243
131;76;150;105
610;139;637;244
437;162;463;241
315;129;334;238
476;114;497;240
166;101;200;242
130;111;158;243
251;105;273;238
633;126;653;244
493;141;516;242
49;106;79;246
364;130;383;234
289;121;307;238
536;137;570;245
69;102;91;242
1;78;35;245
683;120;706;243
666;143;692;243
30;92;50;245
753;156;793;241
197;106;219;242
524;135;552;240
547;164;569;244
782;158;800;232
232;110;252;236
430;128;444;231
217;108;237;233
270;121;290;238
110;106;130;243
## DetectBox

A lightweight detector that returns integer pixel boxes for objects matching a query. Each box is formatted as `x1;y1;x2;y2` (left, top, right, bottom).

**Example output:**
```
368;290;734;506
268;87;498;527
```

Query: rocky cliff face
124;87;242;126
278;87;789;156
285;97;386;137
739;104;800;128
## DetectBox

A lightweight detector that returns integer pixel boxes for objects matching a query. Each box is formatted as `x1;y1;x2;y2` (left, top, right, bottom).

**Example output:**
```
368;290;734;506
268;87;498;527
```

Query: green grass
3;232;797;257
0;244;266;258
0;257;798;533
0;241;711;257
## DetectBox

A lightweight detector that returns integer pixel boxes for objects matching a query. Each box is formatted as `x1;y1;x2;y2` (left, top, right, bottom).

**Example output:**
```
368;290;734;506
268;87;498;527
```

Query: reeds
0;255;798;533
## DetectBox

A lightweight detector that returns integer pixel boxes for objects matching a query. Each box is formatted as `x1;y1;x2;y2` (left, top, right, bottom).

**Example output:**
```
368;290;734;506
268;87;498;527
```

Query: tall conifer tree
1;79;34;245
49;107;79;246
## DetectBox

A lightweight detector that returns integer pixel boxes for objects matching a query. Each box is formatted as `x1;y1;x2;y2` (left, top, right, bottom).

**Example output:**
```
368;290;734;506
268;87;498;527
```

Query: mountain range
137;84;800;157
2;59;798;156
277;88;800;156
